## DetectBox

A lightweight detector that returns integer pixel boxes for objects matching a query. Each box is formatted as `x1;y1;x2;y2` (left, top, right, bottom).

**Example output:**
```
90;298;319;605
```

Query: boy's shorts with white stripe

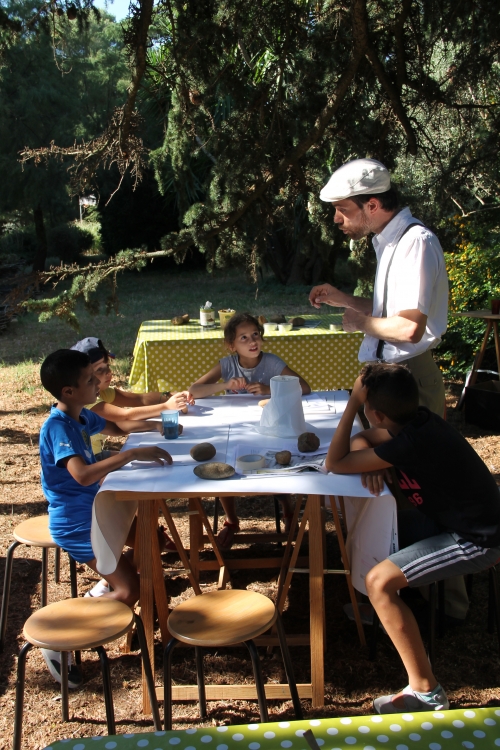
388;532;500;587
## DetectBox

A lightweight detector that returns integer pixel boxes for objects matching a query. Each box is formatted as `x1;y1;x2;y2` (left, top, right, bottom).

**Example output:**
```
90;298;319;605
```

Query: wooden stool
13;598;161;750
0;515;78;650
163;589;303;729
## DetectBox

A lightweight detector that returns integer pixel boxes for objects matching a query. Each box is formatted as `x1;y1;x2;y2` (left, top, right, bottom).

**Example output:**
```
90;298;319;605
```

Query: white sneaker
41;649;82;689
84;580;109;598
374;684;449;714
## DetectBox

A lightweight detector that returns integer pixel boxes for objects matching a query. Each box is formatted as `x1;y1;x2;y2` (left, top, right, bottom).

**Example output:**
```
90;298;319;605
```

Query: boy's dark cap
71;337;115;363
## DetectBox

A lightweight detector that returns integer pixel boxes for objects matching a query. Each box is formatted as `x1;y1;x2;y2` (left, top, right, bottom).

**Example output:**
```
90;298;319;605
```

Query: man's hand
342;308;367;332
245;382;270;395
133;446;173;465
361;468;392;496
226;377;247;391
309;283;345;309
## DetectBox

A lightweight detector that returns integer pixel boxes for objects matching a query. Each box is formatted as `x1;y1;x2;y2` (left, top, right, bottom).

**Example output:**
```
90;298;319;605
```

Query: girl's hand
133;447;173;465
245;382;270;395
166;391;188;410
183;390;196;405
226;377;247;391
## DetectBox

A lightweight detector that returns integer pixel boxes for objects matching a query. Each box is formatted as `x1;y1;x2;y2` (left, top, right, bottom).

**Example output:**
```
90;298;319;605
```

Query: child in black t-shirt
326;363;500;715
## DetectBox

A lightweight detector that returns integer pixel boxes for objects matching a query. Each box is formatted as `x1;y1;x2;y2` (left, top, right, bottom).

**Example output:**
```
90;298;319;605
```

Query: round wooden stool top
167;590;277;646
24;598;134;651
13;515;58;548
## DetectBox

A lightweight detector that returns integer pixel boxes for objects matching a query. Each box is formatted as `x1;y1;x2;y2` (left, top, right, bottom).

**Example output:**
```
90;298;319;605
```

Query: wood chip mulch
1;369;499;750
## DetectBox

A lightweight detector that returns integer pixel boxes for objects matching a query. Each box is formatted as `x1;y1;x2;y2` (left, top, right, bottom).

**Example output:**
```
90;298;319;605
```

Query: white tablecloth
94;391;397;586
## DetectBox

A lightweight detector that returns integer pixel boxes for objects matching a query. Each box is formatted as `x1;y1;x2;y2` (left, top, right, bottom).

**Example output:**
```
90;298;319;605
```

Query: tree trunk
32;204;48;273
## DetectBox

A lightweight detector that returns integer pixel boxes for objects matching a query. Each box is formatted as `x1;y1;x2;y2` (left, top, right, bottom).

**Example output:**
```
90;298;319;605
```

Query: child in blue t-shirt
39;349;171;687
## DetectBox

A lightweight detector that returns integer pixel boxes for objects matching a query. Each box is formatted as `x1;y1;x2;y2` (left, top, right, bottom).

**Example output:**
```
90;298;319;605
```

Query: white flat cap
320;158;391;202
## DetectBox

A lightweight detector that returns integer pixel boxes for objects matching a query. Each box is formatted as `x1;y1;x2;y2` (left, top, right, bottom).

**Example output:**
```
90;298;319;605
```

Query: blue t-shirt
40;406;106;540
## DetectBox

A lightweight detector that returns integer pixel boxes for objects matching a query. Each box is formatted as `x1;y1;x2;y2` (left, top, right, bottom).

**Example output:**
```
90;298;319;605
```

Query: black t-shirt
374;407;500;548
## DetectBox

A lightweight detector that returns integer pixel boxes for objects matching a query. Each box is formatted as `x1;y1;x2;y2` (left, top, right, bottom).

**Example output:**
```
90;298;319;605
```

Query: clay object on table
275;450;291;466
258;315;267;325
258;398;270;408
190;442;217;461
171;314;190;325
270;314;286;324
193;462;235;479
289;316;305;326
298;432;320;452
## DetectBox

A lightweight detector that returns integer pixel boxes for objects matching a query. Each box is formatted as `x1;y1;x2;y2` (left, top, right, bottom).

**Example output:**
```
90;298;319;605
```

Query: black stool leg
275;613;303;719
163;638;179;730
54;547;61;583
369;609;380;661
60;651;70;722
69;555;78;598
134;613;162;730
96;646;116;735
428;582;437;669
0;540;20;650
245;639;269;723
41;548;48;607
195;647;207;719
13;641;33;750
489;567;500;656
213;498;220;535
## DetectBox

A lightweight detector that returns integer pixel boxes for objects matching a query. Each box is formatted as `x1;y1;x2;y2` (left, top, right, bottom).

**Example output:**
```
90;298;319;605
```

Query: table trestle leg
329;496;366;647
191;498;231;589
159;499;202;596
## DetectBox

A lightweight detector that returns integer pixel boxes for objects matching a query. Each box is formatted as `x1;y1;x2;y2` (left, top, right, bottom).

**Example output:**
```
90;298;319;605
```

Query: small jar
200;307;215;327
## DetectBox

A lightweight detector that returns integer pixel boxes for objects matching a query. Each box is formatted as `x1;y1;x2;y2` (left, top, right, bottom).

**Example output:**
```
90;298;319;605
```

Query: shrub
437;216;500;377
47;223;94;263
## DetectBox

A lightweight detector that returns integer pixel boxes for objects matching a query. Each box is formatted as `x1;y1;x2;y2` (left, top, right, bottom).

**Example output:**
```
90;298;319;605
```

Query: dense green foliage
0;0;129;269
145;0;500;290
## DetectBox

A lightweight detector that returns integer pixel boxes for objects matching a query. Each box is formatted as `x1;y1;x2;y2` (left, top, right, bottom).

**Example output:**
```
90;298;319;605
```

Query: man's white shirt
358;207;449;363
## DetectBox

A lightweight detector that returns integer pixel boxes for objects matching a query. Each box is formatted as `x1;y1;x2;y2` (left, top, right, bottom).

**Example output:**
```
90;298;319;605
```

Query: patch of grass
0;268;317;366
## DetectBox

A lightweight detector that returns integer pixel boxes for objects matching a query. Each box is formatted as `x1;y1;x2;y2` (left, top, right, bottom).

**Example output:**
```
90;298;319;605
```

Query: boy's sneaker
374;684;449;714
41;649;82;689
84;579;110;598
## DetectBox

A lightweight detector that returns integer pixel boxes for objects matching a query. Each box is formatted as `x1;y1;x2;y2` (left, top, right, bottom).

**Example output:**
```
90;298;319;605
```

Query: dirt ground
1;366;500;750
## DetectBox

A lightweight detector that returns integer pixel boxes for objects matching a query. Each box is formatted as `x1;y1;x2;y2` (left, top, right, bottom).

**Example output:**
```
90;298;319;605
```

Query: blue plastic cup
161;410;179;439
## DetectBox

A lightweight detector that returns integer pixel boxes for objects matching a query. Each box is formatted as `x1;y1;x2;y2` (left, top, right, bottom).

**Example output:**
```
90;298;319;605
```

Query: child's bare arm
64;446;172;487
282;365;311;394
111;388;194;410
190;364;246;398
325;376;392;475
100;419;164;437
92;401;169;421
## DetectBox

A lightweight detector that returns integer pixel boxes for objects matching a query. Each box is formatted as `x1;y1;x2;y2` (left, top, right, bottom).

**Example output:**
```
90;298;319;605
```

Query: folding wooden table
94;393;393;713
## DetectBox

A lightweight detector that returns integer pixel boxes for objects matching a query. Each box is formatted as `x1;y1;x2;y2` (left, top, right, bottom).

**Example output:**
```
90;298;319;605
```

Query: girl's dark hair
40;349;91;399
360;362;419;424
223;312;264;350
351;187;400;212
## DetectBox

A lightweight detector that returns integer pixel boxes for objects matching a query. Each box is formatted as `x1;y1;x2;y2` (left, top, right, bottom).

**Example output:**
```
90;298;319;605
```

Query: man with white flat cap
309;159;471;623
309;157;448;417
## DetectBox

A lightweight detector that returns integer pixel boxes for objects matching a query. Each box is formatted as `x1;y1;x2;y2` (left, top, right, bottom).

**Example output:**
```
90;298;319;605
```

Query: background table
453;310;500;387
43;707;500;750
95;393;393;712
129;315;364;393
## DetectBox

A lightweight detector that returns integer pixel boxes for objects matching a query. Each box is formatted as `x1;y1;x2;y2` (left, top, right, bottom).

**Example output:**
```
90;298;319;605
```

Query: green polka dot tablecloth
44;707;500;750
129;315;364;393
